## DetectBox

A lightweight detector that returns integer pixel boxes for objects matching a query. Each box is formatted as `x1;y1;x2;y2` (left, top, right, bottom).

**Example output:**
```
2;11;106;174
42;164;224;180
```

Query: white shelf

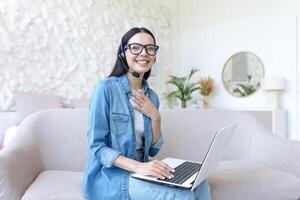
203;107;287;137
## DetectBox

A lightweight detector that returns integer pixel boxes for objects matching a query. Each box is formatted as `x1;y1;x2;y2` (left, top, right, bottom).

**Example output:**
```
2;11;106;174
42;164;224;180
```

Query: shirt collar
118;74;149;94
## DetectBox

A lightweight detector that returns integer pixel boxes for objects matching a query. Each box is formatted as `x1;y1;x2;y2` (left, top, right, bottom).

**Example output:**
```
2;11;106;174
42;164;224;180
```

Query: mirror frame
222;51;265;97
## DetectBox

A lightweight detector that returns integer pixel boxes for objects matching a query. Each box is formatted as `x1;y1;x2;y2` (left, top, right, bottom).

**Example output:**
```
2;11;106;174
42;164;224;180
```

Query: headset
118;43;140;78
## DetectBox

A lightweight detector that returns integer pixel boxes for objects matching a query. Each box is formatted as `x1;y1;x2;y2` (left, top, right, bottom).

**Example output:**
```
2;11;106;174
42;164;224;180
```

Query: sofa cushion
71;98;89;108
15;92;63;121
208;160;300;200
22;170;85;200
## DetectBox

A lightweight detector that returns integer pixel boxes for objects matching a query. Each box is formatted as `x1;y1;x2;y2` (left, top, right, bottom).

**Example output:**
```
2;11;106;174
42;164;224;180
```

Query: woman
82;27;211;200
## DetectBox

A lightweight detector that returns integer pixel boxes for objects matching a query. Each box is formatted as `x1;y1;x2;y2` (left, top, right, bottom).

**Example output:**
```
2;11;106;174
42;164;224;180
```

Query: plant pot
203;95;209;108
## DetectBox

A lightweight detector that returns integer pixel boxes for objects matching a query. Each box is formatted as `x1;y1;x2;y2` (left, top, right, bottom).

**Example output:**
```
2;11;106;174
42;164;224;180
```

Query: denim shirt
81;74;164;200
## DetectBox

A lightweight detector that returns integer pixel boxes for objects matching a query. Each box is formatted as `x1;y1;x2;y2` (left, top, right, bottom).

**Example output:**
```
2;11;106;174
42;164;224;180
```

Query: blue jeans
128;176;211;200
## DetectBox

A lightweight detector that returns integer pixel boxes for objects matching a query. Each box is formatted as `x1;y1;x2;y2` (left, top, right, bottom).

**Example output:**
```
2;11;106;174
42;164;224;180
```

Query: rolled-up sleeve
149;134;164;157
88;81;121;168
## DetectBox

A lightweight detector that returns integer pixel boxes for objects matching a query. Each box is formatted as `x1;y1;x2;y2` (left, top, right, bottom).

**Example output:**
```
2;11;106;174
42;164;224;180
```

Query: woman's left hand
131;89;160;120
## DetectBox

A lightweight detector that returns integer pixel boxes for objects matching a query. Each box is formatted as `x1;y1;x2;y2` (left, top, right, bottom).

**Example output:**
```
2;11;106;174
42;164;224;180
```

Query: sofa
0;91;89;149
1;108;300;200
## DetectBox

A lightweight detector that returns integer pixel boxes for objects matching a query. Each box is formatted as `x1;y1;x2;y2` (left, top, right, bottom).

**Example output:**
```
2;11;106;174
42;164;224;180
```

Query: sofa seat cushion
22;170;85;200
208;160;300;200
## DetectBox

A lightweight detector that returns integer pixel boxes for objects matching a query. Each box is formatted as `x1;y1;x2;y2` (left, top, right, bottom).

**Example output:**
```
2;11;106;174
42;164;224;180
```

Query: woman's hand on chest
130;89;160;120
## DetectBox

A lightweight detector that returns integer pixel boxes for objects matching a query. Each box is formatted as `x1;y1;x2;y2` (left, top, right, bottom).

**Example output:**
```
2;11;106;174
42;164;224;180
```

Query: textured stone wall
0;0;172;109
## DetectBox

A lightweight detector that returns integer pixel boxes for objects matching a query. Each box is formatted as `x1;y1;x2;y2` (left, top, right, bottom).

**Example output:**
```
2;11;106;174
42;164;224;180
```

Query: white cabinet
240;108;287;137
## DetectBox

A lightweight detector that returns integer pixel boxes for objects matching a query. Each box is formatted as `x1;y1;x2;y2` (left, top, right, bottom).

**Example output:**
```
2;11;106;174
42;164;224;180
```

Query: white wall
1;0;299;139
0;0;173;109
173;0;300;140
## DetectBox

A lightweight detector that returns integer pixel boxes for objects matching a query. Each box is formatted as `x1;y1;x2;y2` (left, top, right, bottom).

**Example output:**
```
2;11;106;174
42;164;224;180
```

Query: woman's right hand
135;159;175;180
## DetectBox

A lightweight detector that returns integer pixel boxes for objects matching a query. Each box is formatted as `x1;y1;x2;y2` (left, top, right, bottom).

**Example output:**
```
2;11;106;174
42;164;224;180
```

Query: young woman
82;27;211;200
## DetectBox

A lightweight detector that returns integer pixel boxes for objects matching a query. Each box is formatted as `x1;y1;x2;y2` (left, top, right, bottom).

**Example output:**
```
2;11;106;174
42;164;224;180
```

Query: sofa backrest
15;108;268;171
158;109;267;162
17;108;88;171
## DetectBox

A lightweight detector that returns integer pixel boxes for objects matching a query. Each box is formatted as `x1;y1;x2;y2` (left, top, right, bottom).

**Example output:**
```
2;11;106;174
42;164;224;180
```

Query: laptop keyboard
159;161;202;184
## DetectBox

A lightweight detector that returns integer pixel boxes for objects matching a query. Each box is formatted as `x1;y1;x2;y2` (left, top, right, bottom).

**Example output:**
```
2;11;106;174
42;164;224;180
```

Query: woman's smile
135;58;150;67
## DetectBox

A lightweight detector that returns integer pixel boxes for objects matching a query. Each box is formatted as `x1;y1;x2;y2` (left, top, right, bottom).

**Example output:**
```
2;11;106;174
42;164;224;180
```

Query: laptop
131;123;238;191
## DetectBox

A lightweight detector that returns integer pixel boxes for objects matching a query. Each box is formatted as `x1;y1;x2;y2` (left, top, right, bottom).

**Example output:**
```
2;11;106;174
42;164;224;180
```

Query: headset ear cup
119;53;127;65
118;52;124;60
119;43;125;58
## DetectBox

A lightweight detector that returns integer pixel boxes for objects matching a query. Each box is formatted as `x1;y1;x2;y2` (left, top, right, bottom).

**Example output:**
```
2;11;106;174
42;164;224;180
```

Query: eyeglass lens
127;43;159;56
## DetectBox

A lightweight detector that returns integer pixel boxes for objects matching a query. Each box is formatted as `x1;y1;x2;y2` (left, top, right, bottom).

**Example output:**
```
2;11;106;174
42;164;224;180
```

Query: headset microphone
118;52;140;78
131;71;140;78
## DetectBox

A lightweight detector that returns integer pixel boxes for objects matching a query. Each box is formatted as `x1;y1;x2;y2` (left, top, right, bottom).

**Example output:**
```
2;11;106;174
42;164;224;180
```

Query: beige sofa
1;108;300;200
0;92;88;149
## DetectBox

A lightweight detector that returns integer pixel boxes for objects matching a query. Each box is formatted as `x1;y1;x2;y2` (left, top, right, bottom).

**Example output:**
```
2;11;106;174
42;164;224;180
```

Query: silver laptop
131;123;238;191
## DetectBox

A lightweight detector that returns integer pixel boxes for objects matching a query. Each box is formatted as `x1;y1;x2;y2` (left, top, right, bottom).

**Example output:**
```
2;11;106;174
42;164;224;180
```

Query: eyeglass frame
123;43;159;56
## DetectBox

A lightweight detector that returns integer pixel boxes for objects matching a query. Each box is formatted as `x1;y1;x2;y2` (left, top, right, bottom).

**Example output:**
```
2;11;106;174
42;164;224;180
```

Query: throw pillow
15;92;63;120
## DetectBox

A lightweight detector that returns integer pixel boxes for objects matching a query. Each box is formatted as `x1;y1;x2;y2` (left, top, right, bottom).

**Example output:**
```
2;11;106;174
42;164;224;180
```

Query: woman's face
125;33;156;76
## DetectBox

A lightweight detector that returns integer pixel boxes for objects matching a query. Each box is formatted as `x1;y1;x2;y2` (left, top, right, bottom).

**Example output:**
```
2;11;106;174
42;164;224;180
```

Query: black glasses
124;43;159;56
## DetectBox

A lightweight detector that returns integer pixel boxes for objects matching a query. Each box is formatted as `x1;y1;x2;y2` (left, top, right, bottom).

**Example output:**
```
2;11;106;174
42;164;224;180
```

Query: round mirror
222;52;264;97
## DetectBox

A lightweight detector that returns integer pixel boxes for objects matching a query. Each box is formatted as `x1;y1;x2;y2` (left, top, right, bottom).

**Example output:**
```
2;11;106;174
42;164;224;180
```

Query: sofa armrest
0;111;20;149
0;144;43;200
250;125;300;178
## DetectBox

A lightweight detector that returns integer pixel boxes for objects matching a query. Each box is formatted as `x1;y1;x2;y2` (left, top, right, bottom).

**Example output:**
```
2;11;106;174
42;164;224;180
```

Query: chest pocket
110;113;130;135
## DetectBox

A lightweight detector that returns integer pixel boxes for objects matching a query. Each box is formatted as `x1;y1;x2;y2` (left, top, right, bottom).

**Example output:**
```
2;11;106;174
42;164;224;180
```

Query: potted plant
165;68;200;108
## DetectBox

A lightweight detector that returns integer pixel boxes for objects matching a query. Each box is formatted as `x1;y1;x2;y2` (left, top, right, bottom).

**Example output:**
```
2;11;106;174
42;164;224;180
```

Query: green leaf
233;87;246;96
188;68;200;80
167;79;184;91
234;83;256;96
189;85;200;94
247;74;252;82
